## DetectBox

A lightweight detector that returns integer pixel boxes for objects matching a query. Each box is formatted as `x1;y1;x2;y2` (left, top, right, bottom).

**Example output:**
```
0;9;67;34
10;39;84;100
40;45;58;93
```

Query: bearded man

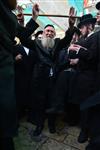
23;22;77;141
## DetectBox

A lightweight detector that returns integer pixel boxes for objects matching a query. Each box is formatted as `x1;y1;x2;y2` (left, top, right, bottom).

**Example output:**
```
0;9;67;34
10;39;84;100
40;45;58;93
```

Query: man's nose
48;31;52;35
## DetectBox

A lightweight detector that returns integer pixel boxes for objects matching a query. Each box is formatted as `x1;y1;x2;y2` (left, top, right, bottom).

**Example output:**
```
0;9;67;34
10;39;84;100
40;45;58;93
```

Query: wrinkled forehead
44;26;55;33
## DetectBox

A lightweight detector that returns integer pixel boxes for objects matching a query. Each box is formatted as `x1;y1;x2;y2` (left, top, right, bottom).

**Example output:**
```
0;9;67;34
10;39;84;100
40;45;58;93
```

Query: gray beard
41;37;55;49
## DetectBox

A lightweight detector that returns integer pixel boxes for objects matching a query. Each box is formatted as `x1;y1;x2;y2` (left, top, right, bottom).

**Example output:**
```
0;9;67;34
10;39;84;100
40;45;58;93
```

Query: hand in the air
32;3;39;20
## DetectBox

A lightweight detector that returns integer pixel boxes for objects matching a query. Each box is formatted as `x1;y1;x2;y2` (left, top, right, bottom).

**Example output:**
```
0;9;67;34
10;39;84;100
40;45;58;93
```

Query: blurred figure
94;1;100;33
80;2;100;150
14;42;37;120
46;28;81;116
70;27;81;44
23;14;78;141
16;5;24;26
14;11;38;121
96;1;100;25
68;14;97;145
0;0;39;149
34;30;43;39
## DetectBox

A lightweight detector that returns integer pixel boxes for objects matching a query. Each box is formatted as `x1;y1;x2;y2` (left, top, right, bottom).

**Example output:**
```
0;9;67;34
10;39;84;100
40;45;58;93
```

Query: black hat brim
96;2;100;10
78;18;96;28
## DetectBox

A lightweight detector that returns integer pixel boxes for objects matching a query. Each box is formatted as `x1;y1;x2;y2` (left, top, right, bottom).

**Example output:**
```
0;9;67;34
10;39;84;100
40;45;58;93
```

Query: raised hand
16;5;24;26
68;7;77;28
32;3;39;20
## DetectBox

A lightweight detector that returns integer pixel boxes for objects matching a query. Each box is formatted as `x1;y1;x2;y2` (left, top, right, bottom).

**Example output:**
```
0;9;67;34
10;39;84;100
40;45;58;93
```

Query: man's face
80;25;88;37
43;26;56;39
8;0;17;10
37;34;43;40
96;12;100;25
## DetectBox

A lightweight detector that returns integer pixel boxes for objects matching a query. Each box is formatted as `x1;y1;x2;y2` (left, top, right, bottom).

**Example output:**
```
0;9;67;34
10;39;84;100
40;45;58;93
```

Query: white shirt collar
23;47;29;55
87;31;94;37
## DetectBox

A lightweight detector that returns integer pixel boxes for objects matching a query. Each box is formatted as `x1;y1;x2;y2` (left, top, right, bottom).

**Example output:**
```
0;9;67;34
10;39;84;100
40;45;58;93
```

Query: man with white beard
24;23;78;141
41;36;55;49
41;29;55;49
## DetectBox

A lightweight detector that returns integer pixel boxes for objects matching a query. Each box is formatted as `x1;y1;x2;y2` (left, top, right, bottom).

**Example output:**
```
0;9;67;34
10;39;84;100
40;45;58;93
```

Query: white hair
41;36;55;49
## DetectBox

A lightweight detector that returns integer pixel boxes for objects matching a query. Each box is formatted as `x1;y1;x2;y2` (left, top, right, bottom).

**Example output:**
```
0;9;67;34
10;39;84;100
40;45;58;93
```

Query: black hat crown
96;1;100;10
78;14;96;28
80;14;93;22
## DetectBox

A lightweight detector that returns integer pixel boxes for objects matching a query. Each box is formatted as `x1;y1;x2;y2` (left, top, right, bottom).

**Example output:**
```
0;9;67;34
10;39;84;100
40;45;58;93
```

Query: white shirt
23;47;29;55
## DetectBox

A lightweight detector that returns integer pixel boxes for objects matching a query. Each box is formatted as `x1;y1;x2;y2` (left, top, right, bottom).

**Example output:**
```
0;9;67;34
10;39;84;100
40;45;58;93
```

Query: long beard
41;37;55;49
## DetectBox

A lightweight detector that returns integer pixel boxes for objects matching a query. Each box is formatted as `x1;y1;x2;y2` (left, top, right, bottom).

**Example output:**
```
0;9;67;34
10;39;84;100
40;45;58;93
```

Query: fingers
69;44;80;51
17;13;24;21
33;3;39;12
32;3;39;20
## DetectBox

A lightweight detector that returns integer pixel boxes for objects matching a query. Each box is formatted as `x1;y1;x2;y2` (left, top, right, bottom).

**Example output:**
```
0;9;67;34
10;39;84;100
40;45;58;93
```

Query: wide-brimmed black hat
96;1;100;10
78;14;96;28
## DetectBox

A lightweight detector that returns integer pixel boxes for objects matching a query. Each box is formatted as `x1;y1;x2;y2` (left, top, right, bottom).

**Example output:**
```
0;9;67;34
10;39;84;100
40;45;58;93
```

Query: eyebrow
46;29;55;32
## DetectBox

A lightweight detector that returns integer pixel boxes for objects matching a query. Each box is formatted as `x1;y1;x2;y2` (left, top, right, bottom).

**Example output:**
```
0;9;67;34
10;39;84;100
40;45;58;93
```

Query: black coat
23;27;76;112
47;47;79;110
23;27;77;77
68;32;98;104
95;31;100;91
80;31;100;109
0;15;38;138
14;44;36;112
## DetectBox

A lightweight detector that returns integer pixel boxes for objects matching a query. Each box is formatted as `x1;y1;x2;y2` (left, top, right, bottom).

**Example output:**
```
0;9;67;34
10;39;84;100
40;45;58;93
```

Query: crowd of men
1;0;100;150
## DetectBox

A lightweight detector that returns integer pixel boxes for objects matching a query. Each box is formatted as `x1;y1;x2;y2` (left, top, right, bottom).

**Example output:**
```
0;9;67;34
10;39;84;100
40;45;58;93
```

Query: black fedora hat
96;1;100;10
78;14;96;28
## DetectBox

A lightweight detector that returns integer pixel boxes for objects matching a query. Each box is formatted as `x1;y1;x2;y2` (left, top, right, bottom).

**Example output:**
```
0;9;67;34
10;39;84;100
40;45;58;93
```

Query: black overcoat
68;32;98;104
22;27;77;112
0;3;38;137
80;31;100;110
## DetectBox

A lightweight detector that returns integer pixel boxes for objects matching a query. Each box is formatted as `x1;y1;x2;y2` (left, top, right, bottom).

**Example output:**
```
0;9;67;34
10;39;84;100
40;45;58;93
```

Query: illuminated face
96;12;100;24
43;26;56;39
80;25;88;37
8;0;17;10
